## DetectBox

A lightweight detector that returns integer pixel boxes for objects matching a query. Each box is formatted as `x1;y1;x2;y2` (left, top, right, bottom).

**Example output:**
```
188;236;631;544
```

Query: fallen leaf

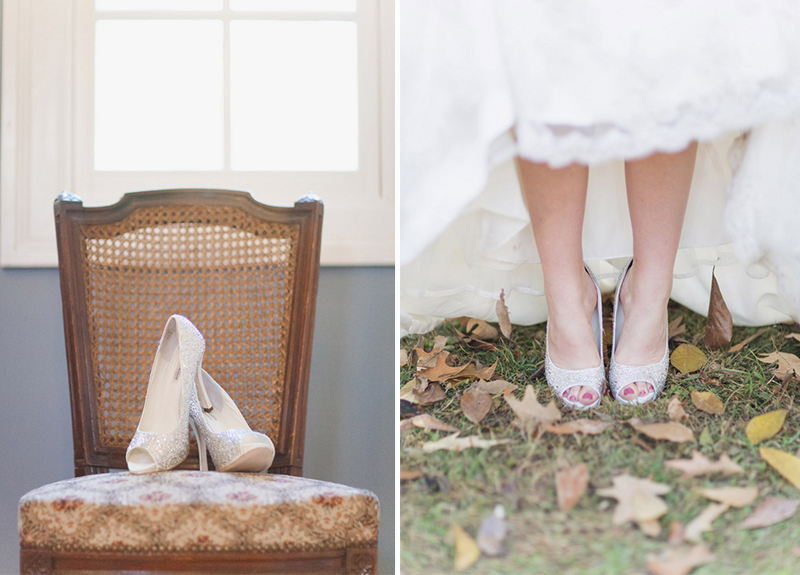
671;344;708;374
400;399;422;418
667;395;688;421
503;385;561;434
705;270;733;349
400;349;408;367
668;316;686;341
399;418;415;433
454;329;498;352
457;360;498;382
555;463;589;512
740;496;800;529
695;486;759;508
408;413;460;433
699;426;713;446
399;379;418;403
450;523;481;572
637;518;662;538
646;544;715;575
415;335;448;368
664;452;743;478
685;502;730;542
422;433;512;453
628;418;694;443
417;352;468;382
786;333;800;343
691;390;724;415
477;505;506;557
728;327;768;353
758;351;800;379
472;379;514;394
760;447;800;488
667;520;686;544
465;318;499;341
745;409;787;445
699;372;721;386
496;289;512;339
544;420;613;435
597;474;671;528
400;469;425;481
416;382;447;405
461;389;492;424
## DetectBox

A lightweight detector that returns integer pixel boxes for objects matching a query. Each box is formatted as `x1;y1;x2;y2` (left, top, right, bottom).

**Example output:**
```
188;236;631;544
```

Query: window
1;0;394;266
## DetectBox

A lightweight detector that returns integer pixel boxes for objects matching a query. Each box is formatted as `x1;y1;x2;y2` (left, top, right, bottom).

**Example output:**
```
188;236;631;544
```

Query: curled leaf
745;409;787;445
422;433;512;453
671;344;708;374
758;351;800;379
759;447;800;489
544;420;613;436
691;390;724;415
705;270;733;350
628;418;694;443
472;379;514;395
450;523;481;572
496;290;512;339
740;496;800;529
408;413;460;433
465;318;499;341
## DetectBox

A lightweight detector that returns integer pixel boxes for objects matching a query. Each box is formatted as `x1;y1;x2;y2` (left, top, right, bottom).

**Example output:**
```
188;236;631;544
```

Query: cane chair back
54;189;323;476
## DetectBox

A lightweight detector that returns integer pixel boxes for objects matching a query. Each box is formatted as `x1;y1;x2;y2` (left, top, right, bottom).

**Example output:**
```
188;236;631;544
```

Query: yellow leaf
450;523;481;572
760;447;800;489
691;390;724;415
746;410;788;445
670;344;708;374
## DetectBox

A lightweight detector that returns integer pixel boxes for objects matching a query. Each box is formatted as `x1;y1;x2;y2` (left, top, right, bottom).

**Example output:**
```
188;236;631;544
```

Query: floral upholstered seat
19;471;379;555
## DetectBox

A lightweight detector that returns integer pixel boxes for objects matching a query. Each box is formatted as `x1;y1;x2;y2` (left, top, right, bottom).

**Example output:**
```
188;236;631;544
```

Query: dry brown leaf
667;395;688;421
416;382;447;405
400;349;408;368
705;270;733;349
667;520;686;544
408;413;460;433
668;316;686;340
760;447;800;488
454;329;498;352
740;496;800;529
691;389;724;415
728;327;768;353
461;389;492;424
637;518;662;538
745;409;787;445
422;432;512;453
399;379;419;403
555;463;588;512
671;344;708;374
417;352;468;382
544;420;613;436
400;469;425;481
758;351;800;379
628;418;694;443
496;289;512;339
458;360;498;382
503;385;561;434
472;379;514;395
685;503;730;542
399;419;415;433
646;544;715;575
786;333;800;343
465;318;499;341
664;452;743;478
597;474;671;527
415;335;448;368
450;523;481;572
695;486;758;508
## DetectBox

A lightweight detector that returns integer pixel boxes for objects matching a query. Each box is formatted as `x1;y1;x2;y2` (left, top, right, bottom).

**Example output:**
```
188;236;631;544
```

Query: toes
622;384;637;398
580;387;597;405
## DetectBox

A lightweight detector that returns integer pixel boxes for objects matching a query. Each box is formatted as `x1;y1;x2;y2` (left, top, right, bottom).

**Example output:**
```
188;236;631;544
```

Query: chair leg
20;548;53;574
345;547;378;575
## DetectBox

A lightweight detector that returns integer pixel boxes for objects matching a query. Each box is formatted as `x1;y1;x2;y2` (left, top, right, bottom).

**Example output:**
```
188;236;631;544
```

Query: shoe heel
190;418;208;472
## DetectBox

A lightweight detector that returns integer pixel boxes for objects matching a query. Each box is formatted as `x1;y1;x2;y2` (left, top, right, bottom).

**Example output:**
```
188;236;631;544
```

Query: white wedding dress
400;0;800;335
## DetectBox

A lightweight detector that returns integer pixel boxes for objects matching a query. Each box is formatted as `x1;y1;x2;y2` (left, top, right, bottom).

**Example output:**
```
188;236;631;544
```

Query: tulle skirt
400;0;800;335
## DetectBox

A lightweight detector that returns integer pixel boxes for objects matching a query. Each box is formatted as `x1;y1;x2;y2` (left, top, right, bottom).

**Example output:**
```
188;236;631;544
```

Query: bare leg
616;143;698;399
517;159;600;406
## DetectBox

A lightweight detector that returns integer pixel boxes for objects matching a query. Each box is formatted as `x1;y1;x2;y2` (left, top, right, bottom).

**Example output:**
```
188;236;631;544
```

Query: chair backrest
54;189;323;477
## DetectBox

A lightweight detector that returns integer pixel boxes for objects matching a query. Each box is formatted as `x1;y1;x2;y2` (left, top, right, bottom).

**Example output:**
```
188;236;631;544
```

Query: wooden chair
18;190;379;574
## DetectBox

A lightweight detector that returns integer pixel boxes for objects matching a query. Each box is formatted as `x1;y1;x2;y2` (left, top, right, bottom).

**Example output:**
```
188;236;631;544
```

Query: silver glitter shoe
190;369;275;473
609;260;669;405
544;265;605;411
126;315;205;474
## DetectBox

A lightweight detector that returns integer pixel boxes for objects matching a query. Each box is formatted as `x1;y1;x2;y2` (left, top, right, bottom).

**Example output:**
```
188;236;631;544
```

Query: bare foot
547;271;602;406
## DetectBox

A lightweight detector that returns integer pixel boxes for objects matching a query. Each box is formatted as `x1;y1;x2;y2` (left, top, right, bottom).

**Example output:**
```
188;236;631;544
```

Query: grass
400;300;800;574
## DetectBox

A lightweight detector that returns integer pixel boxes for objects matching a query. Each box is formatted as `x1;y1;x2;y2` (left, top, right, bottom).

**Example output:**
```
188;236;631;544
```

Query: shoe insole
138;327;183;434
197;370;251;434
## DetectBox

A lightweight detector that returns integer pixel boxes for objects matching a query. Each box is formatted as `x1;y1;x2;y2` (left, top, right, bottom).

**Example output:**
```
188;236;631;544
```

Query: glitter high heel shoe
126;315;205;474
544;265;605;410
609;260;669;405
190;369;275;473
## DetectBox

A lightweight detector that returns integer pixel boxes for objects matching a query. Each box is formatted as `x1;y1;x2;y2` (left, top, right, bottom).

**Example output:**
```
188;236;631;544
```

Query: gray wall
0;265;394;573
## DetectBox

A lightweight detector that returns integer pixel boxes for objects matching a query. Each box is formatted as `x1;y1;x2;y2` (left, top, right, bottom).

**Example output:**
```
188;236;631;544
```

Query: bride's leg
617;142;698;399
517;159;600;406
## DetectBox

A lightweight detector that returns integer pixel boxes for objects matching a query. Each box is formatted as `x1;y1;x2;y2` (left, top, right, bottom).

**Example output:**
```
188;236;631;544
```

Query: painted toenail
582;392;594;400
569;395;577;401
624;388;634;395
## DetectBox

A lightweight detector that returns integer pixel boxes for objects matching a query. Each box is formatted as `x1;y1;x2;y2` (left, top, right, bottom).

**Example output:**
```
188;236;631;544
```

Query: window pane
230;21;358;171
95;20;224;171
231;0;355;11
96;0;222;10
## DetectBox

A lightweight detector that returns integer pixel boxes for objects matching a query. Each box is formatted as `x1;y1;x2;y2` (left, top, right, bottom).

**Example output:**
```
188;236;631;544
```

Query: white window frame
0;0;394;266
